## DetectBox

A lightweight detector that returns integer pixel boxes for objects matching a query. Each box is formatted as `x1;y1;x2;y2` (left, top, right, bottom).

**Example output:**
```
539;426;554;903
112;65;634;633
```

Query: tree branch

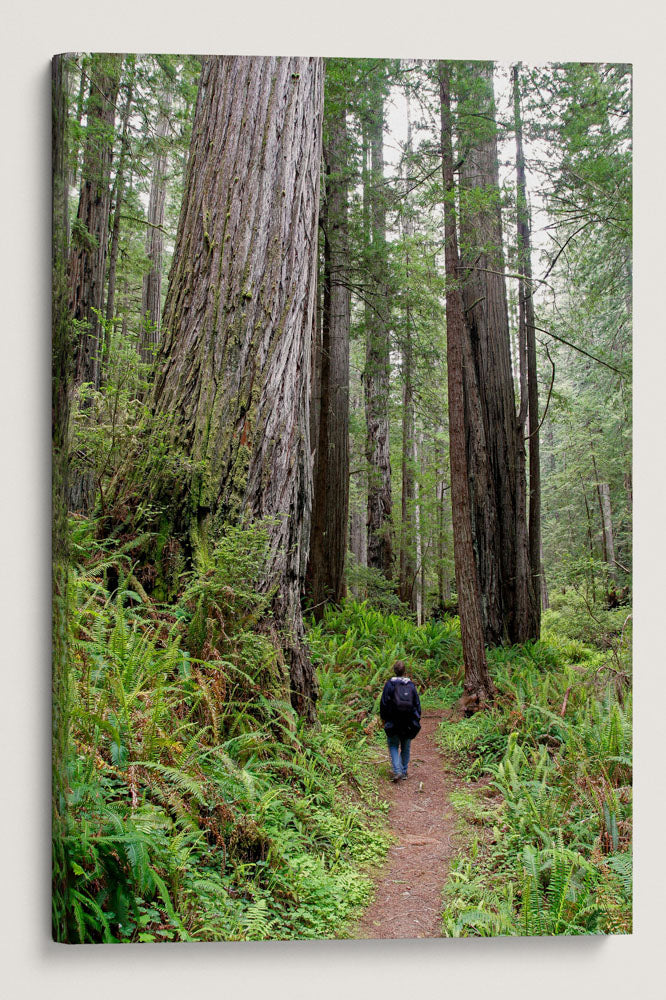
532;325;627;378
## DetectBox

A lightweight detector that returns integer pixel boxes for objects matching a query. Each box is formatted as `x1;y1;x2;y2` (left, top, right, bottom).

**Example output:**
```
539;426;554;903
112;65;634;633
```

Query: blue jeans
386;733;411;777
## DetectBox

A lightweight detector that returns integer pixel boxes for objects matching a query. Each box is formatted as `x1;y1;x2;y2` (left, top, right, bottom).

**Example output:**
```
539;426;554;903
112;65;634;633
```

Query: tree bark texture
414;431;423;624
153;56;324;722
67;53;122;511
513;64;542;636
305;96;350;617
105;64;135;336
399;107;417;610
439;62;492;706
399;330;417;609
140;88;172;364
363;96;393;580
69;56;88;190
349;379;368;575
458;60;537;644
69;53;122;391
599;481;616;578
435;434;450;607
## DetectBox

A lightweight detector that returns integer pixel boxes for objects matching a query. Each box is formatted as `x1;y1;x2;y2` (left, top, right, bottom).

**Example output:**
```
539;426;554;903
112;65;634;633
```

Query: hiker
379;660;421;782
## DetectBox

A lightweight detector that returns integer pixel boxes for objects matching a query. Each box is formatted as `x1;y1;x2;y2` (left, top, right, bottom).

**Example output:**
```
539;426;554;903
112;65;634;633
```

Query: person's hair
393;660;406;677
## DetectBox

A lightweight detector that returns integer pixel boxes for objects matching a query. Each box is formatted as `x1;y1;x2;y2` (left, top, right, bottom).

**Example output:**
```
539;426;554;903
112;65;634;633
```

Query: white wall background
1;2;663;997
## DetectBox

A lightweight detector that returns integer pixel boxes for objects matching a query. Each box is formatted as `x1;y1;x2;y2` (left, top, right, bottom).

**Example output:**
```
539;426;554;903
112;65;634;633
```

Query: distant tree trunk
435;435;449;607
67;52;122;511
310;265;323;476
458;60;537;644
140;88;172;364
624;470;633;509
69;53;122;391
105;64;135;347
589;448;616;579
152;56;324;722
439;61;493;707
414;431;423;624
399;104;417;610
539;538;549;610
69;56;88;190
349;380;368;574
598;481;617;579
350;471;368;571
581;476;598;602
399;314;417;609
513;63;542;637
52;54;71;939
363;92;393;580
306;95;350;617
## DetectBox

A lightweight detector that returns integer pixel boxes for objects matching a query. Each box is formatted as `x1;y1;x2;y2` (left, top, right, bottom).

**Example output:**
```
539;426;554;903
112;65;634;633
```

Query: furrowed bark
363;91;393;580
439;61;493;706
69;53;122;391
513;63;542;636
305;93;350;617
458;60;537;644
399;100;417;610
105;62;135;341
153;56;324;722
67;52;122;511
140;86;172;365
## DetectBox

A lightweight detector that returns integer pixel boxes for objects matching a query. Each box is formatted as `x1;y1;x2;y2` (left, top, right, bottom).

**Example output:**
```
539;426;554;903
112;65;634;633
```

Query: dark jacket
380;676;422;738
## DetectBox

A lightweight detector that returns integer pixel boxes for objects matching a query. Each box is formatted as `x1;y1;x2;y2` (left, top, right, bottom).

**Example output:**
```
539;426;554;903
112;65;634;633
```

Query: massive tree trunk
152;56;324;722
513;63;542;637
69;53;122;391
439;62;493;707
363;91;393;580
305;91;350;618
140;87;172;364
458;60;537;644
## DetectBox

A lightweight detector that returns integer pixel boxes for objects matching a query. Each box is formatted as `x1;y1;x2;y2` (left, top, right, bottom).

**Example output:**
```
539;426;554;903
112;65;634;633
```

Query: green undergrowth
307;600;464;724
438;607;632;937
54;521;392;943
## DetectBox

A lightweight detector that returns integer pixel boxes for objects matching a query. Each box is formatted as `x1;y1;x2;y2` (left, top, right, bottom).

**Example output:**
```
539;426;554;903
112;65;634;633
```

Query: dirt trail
354;709;461;939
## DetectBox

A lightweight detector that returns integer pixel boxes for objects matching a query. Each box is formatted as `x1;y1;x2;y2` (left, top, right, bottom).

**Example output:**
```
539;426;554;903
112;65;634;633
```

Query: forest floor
353;709;464;939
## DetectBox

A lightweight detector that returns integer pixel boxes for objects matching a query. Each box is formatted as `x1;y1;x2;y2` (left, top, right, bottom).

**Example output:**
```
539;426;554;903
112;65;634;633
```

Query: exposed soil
353;709;462;939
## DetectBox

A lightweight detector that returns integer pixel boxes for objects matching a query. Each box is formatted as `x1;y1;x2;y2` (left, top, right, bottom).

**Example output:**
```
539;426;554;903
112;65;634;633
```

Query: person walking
379;660;421;781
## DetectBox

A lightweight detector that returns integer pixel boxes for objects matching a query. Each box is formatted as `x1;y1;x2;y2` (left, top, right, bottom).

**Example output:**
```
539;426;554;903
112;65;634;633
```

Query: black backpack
391;678;416;715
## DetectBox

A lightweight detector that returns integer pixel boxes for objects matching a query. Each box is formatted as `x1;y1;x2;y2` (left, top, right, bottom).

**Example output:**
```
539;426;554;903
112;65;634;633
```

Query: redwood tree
140;86;172;364
69;53;122;390
439;62;493;706
363;81;393;580
67;52;122;511
457;61;537;644
305;73;351;617
105;60;135;339
513;63;543;625
398;101;417;611
152;55;324;721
